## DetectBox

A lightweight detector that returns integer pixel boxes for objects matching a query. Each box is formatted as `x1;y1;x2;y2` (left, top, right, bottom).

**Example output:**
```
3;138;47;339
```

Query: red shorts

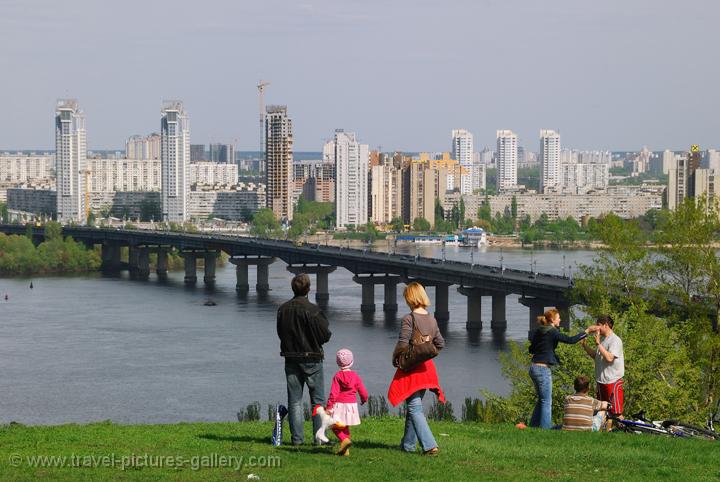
597;379;624;415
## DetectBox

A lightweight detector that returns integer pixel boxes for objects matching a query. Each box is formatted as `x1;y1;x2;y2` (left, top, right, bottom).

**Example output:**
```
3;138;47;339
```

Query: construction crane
257;80;270;158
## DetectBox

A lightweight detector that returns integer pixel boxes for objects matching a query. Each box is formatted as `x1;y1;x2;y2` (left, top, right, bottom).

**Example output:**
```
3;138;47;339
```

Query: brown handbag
393;313;439;371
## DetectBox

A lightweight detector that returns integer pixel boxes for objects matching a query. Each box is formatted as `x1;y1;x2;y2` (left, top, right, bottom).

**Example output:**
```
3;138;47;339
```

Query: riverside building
55;99;88;224
265;105;294;222
160;100;190;222
496;130;518;192
328;129;368;228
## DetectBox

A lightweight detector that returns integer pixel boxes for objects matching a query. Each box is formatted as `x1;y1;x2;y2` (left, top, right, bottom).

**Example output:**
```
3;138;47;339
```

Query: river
0;244;597;425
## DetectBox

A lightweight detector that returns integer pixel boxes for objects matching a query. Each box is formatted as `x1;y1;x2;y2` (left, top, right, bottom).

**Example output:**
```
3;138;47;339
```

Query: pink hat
336;348;354;369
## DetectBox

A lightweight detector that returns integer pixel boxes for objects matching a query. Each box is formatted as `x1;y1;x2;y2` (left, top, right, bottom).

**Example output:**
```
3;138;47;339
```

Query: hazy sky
1;0;718;152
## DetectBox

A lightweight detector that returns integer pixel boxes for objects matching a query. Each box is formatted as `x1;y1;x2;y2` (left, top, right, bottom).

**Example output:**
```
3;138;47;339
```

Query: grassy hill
1;418;718;481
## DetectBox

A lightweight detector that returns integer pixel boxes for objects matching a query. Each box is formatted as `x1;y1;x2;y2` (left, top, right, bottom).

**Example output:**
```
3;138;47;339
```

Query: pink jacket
326;369;368;410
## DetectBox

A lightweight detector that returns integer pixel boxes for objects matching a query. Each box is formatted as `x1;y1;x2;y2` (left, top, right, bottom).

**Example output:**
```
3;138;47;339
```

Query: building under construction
265;105;293;222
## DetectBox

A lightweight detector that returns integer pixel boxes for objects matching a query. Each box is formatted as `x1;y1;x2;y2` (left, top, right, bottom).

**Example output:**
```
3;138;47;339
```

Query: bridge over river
1;225;577;336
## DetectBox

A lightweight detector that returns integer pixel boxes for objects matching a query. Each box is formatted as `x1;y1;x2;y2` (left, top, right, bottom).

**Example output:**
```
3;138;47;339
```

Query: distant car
528;274;536;279
490;268;499;274
431;259;441;264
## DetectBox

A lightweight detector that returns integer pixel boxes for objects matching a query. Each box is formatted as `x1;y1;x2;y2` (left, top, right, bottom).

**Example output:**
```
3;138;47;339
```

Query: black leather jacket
277;295;331;362
529;325;586;365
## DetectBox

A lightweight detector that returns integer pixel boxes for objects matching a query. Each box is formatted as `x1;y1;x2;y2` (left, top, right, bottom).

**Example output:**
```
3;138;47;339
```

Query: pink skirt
332;402;361;426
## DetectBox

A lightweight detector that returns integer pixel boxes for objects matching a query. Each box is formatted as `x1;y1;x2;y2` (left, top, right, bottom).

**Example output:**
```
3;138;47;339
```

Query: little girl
326;348;368;456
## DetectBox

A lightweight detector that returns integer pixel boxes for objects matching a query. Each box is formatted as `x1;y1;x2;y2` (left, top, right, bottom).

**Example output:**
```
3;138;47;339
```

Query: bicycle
604;408;718;441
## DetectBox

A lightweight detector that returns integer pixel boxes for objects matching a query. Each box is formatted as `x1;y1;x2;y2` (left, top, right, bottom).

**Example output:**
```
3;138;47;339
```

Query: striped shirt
562;394;602;431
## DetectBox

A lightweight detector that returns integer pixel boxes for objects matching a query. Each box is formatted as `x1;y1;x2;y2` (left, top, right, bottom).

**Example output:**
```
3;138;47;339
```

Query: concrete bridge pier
128;246;140;279
491;293;508;332
383;277;401;312
182;253;197;285
458;287;483;329
255;257;274;292
230;257;276;293
433;283;450;324
352;275;377;313
101;243;122;272
287;265;338;305
203;252;218;286
137;249;151;281
156;249;168;277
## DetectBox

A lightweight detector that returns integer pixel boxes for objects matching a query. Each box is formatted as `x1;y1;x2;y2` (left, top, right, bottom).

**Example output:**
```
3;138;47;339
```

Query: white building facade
329;130;368;228
89;158;161;192
496;130;518;192
126;134;161;160
452;129;474;194
540;129;561;193
55;99;88;223
189;161;238;186
160;101;190;222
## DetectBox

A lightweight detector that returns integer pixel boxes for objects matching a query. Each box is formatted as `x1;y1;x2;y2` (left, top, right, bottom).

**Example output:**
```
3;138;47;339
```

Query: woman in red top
388;282;445;455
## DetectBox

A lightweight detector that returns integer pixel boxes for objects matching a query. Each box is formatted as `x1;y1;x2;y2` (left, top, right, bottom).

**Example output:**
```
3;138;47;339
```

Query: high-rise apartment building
265;105;293;221
496;130;518;192
370;162;403;224
190;144;205;162
327;130;368;228
451;129;474;194
707;149;720;173
209;143;235;164
126;134;161;160
540;129;561;193
55;99;88;223
668;147;705;210
160;100;190;222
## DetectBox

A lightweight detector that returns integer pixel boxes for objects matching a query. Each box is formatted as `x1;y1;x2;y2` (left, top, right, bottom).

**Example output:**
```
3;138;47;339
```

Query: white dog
313;405;346;444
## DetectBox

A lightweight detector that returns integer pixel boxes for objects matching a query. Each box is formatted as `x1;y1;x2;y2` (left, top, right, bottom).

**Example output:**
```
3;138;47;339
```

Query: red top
387;359;446;407
326;369;369;410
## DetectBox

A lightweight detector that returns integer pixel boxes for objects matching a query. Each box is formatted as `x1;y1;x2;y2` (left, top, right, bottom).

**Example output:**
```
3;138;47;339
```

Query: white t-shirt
595;332;624;384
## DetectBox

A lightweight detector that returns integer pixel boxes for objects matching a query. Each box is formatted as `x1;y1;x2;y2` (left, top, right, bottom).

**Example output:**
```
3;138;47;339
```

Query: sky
1;0;718;152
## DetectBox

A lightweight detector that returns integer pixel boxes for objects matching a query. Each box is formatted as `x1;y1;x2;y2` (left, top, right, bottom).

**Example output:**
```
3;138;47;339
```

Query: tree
653;196;717;309
412;217;431;232
44;221;62;241
250;208;280;238
478;202;492;223
510;195;518;221
459;197;466;229
390;217;404;233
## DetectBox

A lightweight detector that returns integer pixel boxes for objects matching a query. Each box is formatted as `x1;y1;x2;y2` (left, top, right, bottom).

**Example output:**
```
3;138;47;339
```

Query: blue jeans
285;361;325;445
401;389;438;452
529;364;553;429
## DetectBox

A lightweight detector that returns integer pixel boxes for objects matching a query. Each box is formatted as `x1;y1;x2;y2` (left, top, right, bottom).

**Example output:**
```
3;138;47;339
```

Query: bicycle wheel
668;423;719;441
616;420;670;436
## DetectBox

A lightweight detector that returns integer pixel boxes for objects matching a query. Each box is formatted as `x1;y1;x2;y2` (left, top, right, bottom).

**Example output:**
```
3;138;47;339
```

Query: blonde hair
404;282;431;310
537;308;559;326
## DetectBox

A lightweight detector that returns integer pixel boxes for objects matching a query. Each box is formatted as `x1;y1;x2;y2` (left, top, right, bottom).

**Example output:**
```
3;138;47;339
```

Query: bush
367;395;390;417
428;399;455;421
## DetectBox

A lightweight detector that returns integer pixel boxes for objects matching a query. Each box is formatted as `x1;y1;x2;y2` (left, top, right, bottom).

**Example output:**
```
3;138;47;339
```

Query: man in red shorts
581;315;624;423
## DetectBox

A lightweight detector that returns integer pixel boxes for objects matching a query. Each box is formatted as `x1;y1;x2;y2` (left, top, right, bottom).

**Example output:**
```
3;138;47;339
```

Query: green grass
0;419;718;481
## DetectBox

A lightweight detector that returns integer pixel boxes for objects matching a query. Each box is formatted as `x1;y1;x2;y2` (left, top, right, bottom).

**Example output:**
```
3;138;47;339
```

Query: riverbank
0;419;716;481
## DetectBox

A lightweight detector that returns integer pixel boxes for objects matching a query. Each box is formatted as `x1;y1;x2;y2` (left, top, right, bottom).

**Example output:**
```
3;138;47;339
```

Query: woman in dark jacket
528;308;594;429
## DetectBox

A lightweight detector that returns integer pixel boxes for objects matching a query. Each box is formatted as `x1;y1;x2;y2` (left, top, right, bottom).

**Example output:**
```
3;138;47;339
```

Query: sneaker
343;448;350;457
336;438;352;455
422;447;439;456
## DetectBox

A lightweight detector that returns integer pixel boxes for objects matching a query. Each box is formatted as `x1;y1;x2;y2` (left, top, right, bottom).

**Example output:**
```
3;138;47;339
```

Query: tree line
484;196;720;425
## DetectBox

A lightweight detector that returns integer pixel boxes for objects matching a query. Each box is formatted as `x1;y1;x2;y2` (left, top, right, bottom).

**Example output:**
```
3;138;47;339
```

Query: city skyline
1;0;718;152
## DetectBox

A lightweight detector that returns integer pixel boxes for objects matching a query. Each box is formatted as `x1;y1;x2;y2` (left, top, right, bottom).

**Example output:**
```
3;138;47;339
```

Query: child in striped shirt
562;375;609;431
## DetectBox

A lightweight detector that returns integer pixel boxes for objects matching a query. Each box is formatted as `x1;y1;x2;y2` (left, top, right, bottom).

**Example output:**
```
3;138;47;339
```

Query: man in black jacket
277;273;332;445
